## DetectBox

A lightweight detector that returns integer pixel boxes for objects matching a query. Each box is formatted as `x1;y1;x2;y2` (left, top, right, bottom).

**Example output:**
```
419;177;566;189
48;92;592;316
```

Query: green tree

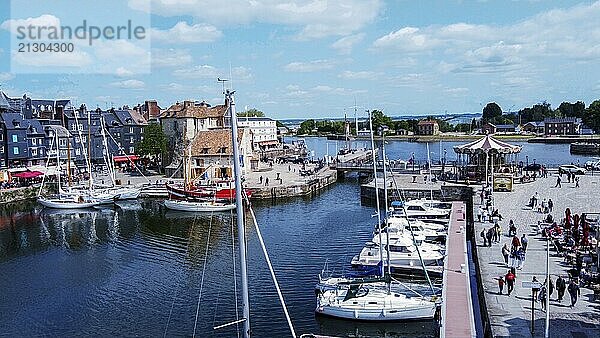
370;110;393;133
482;102;503;124
584;100;600;133
237;108;265;117
297;119;316;135
136;122;167;173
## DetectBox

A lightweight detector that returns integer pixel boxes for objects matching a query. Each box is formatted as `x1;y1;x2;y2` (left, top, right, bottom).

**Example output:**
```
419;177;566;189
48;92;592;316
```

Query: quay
475;171;600;337
441;201;476;338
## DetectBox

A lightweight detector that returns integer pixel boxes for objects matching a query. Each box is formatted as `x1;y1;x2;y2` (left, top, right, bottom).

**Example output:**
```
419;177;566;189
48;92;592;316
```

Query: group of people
527;192;553;213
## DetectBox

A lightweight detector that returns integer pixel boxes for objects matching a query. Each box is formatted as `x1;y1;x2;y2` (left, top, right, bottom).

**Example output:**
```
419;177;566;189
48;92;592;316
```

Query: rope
193;210;214;337
230;209;240;338
244;193;297;338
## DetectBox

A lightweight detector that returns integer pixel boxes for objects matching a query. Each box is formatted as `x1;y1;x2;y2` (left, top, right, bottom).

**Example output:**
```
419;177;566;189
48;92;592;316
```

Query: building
396;128;414;136
188;128;252;180
522;121;545;134
237;116;278;151
543;117;581;135
417;120;440;135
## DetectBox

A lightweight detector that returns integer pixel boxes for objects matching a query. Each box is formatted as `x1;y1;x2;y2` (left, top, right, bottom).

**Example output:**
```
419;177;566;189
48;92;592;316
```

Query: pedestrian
265;177;269;186
480;229;487;246
477;206;483;222
486;228;494;247
288;165;291;171
502;243;510;264
494;222;501;243
568;280;580;307
539;285;547;311
567;172;571;183
556;275;566;302
533;192;538;207
575;176;580;188
497;276;505;295
259;176;263;184
532;276;540;301
548;198;553;212
548;277;554;299
508;220;517;237
505;270;516;295
521;234;528;252
480;190;484;204
555;176;562;188
511;235;521;251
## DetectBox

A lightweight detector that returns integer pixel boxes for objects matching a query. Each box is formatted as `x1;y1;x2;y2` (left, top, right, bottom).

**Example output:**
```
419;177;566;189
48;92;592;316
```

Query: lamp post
442;148;447;180
411;152;415;172
526;155;529;168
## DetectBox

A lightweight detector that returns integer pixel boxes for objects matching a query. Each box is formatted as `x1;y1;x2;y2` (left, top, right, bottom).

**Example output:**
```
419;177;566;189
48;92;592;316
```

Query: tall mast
228;89;251;338
381;130;391;291
56;133;61;194
368;110;384;278
67;137;71;187
87;108;93;190
354;98;359;136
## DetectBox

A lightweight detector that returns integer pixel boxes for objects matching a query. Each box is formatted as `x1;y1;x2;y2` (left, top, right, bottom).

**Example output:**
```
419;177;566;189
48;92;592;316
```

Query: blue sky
1;0;599;119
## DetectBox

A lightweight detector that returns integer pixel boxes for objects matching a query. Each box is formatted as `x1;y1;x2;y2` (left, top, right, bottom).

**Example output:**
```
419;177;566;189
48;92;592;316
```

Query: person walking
505;270;516;295
511;235;521;251
502;243;510;264
555;176;562;188
477;206;483;222
481;229;487;246
531;276;540;301
486;228;494;247
497;276;505;295
556;275;566;302
539;284;547;311
494;222;501;243
521;234;528;252
508;220;517;236
575;176;580;188
548;198;553;212
568;280;580;307
548;277;554;299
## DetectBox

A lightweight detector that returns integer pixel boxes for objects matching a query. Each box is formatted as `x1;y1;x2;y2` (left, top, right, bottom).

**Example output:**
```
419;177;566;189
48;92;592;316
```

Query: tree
297;119;316;135
136;122;167;173
370;110;393;133
276;120;285;128
584;100;600;133
237;108;265;117
482;102;503;124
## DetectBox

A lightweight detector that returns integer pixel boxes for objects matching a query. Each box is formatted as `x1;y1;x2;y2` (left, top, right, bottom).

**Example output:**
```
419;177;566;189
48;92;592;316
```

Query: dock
475;172;600;337
441;201;476;337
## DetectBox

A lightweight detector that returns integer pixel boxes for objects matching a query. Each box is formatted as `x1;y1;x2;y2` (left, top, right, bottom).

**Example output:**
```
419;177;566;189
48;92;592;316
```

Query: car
523;163;542;171
584;159;600;170
558;164;586;175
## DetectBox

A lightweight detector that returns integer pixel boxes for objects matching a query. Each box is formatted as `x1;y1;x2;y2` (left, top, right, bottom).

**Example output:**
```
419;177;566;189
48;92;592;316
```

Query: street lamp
442;148;447;180
526;155;529;168
411;152;415;172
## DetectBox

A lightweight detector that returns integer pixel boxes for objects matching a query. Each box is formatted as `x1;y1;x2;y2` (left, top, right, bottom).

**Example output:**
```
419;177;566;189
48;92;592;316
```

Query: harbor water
0;139;595;337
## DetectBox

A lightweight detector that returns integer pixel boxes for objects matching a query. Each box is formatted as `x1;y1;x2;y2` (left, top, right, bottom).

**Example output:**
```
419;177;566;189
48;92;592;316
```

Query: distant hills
279;112;482;127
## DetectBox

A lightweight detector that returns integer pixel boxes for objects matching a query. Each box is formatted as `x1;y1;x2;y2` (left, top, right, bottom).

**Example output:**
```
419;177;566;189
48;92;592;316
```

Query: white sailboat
163;199;235;212
315;111;440;321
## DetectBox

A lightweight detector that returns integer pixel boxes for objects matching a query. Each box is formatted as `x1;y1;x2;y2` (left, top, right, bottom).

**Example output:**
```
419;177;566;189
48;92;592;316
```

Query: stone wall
249;169;337;200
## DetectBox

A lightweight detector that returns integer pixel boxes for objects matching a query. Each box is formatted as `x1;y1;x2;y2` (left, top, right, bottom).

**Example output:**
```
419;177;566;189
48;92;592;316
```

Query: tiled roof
0;91;10;110
113;109;148;126
159;101;228;119
45;125;72;138
190;128;244;157
418;120;438;125
543;117;581;123
0;113;25;130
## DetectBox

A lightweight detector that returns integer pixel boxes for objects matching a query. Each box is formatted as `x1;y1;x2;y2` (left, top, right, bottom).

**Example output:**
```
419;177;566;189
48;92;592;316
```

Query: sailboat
315;111;440;321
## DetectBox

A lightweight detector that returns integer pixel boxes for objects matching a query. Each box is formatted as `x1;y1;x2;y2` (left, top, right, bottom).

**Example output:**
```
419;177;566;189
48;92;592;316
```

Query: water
296;137;595;167
0;138;591;337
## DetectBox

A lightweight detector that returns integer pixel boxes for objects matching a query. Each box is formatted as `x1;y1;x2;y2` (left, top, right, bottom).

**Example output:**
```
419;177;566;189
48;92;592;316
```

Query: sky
0;0;599;119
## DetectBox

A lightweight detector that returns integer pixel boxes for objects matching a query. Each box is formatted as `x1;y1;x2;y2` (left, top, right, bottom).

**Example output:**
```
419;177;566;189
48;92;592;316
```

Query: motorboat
383;215;447;242
404;198;452;211
391;201;450;220
163;199;236;212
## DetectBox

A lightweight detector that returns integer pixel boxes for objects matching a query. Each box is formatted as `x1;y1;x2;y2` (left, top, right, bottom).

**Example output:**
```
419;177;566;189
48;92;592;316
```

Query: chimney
183;100;193;108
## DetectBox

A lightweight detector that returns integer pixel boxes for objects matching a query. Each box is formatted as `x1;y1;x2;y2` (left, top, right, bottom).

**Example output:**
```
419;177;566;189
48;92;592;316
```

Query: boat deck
440;201;476;337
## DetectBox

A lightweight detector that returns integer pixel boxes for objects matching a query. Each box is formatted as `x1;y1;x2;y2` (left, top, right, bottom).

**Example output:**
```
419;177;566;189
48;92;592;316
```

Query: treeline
297;110;476;135
483;100;600;132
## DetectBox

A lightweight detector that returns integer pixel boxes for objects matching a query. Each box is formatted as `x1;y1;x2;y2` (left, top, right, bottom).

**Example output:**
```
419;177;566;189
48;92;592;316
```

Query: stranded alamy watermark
16;20;146;46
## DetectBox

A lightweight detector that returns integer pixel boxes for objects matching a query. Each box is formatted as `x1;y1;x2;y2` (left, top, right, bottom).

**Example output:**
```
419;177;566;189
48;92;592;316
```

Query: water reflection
314;315;438;337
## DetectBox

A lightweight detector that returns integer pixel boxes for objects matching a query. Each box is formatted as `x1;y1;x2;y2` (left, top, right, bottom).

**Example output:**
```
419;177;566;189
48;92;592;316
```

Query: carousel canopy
453;135;522;154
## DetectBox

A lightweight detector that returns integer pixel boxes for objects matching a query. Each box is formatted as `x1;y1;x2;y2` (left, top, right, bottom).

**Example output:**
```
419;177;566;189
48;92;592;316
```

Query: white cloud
110;79;145;89
1;14;60;35
231;66;253;81
284;59;335;72
173;64;219;78
338;70;378;80
0;72;15;82
151;21;222;43
115;67;134;77
152;49;193;68
331;33;365;54
373;27;439;51
444;87;469;95
129;0;382;39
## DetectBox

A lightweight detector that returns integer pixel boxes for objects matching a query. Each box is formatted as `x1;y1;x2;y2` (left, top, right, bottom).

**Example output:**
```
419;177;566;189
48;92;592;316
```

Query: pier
441;201;476;337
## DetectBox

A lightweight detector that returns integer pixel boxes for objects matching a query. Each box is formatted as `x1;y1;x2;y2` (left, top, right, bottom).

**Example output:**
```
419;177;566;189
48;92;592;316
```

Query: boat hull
163;199;236;212
315;304;436;321
38;197;99;209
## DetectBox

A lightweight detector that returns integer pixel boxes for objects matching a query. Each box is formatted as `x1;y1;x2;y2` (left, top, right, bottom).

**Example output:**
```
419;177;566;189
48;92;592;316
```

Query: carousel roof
453;134;522;154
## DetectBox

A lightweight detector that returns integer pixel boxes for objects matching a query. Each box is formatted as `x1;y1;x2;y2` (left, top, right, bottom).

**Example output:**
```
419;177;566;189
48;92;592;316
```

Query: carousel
453;135;522;187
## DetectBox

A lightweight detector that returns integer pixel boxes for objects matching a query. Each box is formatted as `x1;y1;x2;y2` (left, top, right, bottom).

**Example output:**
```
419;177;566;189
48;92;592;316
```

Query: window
59;139;67;147
32;138;37;145
130;136;134;143
200;147;209;154
129;147;135;154
13;147;19;155
129;127;134;133
12;135;17;143
78;123;83;131
31;148;37;156
75;149;81;156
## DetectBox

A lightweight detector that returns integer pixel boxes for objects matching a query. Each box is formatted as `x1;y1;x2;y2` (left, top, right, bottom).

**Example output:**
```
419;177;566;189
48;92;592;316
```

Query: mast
426;143;433;201
228;89;250;338
67;137;71;187
87;108;93;190
56;133;61;194
368;110;384;278
381;129;391;292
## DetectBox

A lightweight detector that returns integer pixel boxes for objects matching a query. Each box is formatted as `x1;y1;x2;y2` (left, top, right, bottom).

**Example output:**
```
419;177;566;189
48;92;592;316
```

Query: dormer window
12;120;20;128
217;147;227;154
200;147;209;154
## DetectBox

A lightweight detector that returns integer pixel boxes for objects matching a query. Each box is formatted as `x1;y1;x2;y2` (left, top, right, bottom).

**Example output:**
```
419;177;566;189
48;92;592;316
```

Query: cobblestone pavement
475;170;600;337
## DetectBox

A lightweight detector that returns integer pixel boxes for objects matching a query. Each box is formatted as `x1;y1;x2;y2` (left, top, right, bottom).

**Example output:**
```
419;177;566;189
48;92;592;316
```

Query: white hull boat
316;285;437;321
38;196;100;209
163;199;236;212
107;187;141;200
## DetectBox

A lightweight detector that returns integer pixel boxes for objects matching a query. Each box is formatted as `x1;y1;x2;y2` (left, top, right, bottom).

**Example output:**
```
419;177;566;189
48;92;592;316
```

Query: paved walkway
442;201;476;338
475;171;600;337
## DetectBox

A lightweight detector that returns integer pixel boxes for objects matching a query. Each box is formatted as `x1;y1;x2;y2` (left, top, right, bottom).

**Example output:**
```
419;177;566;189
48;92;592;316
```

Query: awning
114;155;139;163
257;140;279;146
13;171;44;178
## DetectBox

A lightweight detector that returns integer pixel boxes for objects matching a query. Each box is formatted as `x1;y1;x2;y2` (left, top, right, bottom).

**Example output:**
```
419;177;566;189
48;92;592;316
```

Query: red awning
113;155;139;163
12;171;44;178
